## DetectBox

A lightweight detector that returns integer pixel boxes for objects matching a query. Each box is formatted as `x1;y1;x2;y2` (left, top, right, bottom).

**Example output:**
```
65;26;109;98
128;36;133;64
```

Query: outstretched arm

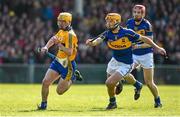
40;36;58;53
133;43;151;49
86;37;104;46
139;35;166;56
133;35;152;49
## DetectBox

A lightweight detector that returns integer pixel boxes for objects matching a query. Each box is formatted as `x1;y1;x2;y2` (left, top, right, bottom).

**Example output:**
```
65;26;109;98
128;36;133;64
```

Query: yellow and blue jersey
126;18;153;55
55;28;78;61
103;27;140;64
49;27;78;81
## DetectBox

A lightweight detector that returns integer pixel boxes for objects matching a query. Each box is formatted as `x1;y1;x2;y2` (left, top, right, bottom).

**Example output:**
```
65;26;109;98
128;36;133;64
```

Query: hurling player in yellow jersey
86;13;166;109
38;12;81;110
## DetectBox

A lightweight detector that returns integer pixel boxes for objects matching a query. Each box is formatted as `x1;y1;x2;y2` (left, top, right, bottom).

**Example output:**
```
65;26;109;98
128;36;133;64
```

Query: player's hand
132;45;138;49
58;43;64;51
155;47;167;56
40;46;48;53
86;39;95;46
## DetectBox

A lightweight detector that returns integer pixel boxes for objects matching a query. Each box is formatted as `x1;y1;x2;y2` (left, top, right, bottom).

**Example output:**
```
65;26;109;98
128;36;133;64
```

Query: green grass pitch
0;84;180;116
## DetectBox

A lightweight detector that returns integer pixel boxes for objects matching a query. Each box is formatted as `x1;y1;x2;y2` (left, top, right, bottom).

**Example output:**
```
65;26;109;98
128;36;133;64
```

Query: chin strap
60;26;72;31
109;23;120;31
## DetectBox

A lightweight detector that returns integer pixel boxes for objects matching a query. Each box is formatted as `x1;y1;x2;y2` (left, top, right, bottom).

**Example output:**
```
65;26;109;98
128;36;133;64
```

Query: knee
105;79;116;88
56;88;65;95
145;80;154;87
42;78;51;87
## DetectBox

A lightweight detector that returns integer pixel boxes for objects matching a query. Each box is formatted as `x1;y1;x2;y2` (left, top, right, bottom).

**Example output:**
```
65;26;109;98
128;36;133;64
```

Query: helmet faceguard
105;13;121;31
133;5;145;21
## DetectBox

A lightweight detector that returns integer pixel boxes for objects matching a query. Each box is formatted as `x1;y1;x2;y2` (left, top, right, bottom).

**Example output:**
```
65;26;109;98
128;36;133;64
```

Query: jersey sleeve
54;31;59;38
102;31;109;42
126;29;140;43
51;31;62;44
145;21;153;37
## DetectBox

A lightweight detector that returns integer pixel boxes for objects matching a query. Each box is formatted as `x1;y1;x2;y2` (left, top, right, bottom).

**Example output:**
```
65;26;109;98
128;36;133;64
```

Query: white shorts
133;53;154;69
106;57;133;77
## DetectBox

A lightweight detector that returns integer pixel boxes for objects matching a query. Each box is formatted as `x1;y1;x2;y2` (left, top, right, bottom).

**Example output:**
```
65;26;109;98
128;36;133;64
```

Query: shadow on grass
90;107;106;111
18;107;124;113
90;107;124;111
18;109;85;113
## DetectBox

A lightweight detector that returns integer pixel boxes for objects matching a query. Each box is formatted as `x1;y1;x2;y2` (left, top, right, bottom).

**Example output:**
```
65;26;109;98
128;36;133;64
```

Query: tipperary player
38;12;82;110
116;5;162;108
86;13;166;109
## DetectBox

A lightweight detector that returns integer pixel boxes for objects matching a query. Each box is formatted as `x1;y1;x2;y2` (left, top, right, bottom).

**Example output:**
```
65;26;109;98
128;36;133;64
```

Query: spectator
0;0;179;64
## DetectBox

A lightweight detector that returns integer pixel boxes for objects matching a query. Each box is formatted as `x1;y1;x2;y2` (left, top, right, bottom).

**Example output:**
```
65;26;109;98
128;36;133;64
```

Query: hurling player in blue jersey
86;13;166;110
116;5;162;108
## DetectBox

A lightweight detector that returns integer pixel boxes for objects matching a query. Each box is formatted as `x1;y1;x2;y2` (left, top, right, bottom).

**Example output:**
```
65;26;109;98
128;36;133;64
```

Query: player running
38;12;82;110
115;5;163;108
86;13;166;109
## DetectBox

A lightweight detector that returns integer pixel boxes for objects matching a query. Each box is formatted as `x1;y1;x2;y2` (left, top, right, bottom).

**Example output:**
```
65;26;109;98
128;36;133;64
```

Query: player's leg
107;58;124;96
105;71;122;109
125;73;143;100
124;55;143;100
115;79;123;95
38;69;60;110
141;53;162;108
56;60;76;95
115;58;140;95
143;68;162;108
116;62;143;100
56;78;72;95
105;58;121;109
105;59;134;109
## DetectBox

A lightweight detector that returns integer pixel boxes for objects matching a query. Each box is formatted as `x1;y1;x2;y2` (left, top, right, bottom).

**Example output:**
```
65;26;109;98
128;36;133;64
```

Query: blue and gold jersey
103;27;140;64
126;18;153;55
55;28;78;61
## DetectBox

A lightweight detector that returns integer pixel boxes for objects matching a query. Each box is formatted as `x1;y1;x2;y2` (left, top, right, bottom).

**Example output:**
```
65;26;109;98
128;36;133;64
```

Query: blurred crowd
0;0;179;64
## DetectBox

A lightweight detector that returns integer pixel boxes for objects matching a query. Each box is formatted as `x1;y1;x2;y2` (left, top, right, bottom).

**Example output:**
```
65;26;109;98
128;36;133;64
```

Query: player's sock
155;97;161;104
133;81;142;90
154;97;162;108
38;101;47;110
109;97;116;104
133;81;143;100
106;97;117;110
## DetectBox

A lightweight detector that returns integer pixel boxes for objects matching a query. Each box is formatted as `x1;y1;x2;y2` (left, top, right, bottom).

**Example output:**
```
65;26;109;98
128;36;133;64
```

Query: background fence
0;64;179;84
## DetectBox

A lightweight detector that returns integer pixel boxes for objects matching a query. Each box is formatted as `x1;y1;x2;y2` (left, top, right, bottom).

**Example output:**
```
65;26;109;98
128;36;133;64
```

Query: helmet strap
109;22;120;31
59;25;71;31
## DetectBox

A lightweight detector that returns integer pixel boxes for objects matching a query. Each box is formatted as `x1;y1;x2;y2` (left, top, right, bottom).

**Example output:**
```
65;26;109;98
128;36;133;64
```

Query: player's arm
134;43;151;49
138;35;166;56
140;43;151;48
133;43;151;49
133;36;152;49
58;34;74;56
58;43;73;56
86;37;104;46
41;36;58;53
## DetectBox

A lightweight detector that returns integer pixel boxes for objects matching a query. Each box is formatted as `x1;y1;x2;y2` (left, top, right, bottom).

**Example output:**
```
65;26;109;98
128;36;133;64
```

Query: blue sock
155;97;161;104
41;101;47;108
109;97;116;104
133;81;142;90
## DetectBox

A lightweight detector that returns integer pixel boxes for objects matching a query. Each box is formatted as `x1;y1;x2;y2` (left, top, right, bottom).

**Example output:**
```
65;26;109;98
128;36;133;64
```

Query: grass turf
0;84;180;116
